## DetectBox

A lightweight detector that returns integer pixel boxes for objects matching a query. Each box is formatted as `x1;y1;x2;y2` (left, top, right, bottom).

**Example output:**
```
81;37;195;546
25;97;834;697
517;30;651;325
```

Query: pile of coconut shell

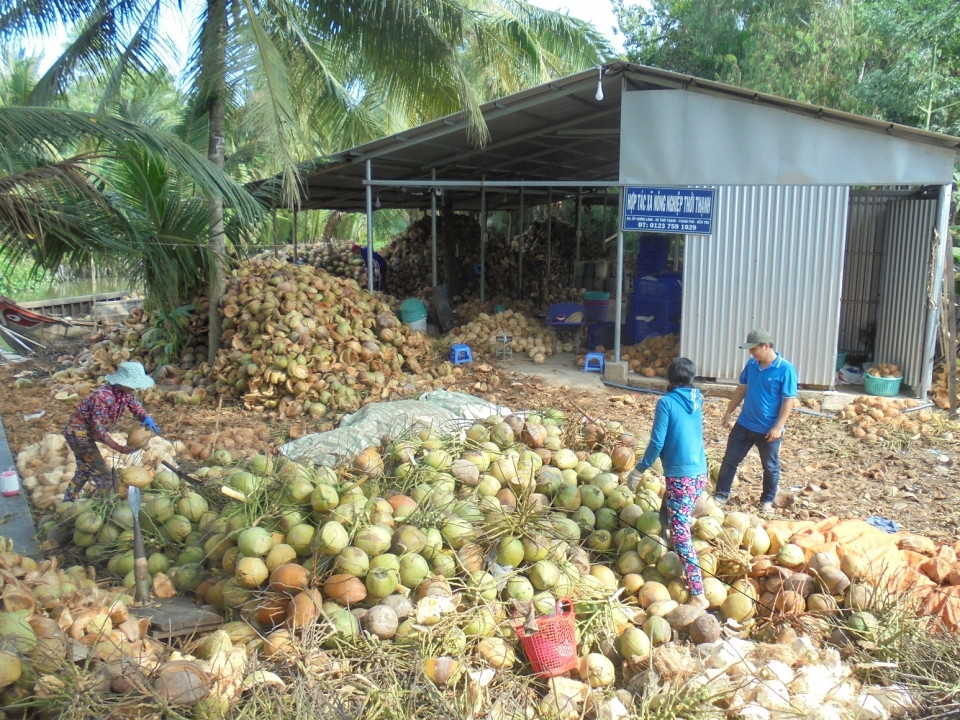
380;215;480;299
16;431;181;514
47;298;212;404
575;335;679;375
837;396;939;443
252;242;367;284
448;309;561;364
932;360;960;410
0;537;255;715
207;258;448;418
620;335;680;377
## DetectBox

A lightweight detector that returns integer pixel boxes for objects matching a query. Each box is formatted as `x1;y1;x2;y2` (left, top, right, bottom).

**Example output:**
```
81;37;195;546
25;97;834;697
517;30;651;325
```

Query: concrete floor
495;351;929;416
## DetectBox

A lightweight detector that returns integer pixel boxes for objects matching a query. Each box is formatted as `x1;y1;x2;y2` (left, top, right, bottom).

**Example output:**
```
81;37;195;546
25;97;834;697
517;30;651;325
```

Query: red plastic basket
514;598;578;677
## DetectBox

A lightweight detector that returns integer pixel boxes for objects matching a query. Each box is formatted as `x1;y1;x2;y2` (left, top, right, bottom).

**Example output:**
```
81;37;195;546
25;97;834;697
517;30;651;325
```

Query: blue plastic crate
585;321;616;351
628;295;682;323
635;275;682;303
636;235;670;274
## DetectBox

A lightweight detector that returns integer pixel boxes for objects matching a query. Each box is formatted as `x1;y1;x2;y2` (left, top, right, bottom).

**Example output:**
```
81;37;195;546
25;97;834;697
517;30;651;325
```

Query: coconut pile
837;396;938;443
11;409;956;717
447;309;562;364
932;360;959;410
15;431;180;514
0;535;256;713
621;335;680;377
575;335;679;375
380;214;480;300
46;299;212;403
252;242;367;283
202;258;458;418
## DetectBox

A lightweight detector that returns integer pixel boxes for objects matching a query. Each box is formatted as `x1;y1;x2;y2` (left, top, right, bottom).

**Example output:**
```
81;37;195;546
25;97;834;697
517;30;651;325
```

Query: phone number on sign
628;221;699;232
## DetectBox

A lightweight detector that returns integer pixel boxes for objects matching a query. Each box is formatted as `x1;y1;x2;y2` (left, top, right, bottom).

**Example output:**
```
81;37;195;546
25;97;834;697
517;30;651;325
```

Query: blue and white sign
622;186;715;235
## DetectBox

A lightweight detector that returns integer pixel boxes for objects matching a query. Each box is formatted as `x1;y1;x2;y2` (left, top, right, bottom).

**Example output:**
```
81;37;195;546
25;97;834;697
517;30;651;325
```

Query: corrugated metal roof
251;61;960;211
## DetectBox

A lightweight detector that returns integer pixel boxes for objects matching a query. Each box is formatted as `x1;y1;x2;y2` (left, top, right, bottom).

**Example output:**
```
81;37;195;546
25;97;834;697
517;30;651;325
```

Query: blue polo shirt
737;354;798;433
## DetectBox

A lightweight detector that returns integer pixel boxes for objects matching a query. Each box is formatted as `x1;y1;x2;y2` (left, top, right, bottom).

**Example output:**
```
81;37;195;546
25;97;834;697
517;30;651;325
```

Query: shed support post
921;183;954;399
431;168;438;287
480;178;487;303
546;188;553;281
365;159;374;293
575;190;582;261
518;187;524;298
614;186;624;361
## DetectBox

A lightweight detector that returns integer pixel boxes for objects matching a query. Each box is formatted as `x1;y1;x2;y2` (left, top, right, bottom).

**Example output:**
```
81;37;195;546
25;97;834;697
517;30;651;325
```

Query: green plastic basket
864;371;902;397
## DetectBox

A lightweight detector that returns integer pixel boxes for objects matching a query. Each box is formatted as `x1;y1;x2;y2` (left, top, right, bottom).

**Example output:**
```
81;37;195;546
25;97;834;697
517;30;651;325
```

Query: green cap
739;328;773;349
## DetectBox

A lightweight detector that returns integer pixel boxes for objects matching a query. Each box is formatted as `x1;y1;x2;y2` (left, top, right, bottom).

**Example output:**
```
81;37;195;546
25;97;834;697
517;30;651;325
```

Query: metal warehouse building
257;61;960;398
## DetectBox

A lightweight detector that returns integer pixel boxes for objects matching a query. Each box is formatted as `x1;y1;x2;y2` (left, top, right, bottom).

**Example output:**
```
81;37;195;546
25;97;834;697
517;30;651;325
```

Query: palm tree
2;0;611;360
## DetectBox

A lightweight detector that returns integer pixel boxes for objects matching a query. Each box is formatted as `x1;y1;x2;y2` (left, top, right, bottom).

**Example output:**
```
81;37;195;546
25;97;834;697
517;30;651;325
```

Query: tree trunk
442;192;459;300
204;0;228;364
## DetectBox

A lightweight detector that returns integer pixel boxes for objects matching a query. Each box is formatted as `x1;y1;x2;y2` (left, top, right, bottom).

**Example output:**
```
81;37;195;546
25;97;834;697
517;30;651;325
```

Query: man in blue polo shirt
712;329;797;514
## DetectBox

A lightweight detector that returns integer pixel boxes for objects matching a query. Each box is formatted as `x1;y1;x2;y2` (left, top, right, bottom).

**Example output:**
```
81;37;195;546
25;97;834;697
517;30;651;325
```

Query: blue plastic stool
450;344;473;365
584;352;605;374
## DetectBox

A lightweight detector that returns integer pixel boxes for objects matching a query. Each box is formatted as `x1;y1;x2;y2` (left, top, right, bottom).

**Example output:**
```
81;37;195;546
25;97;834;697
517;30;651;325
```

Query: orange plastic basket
514;598;578;677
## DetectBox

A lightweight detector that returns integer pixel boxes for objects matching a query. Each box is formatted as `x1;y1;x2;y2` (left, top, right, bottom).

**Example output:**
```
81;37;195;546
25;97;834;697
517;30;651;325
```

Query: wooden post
944;232;958;416
90;257;98;334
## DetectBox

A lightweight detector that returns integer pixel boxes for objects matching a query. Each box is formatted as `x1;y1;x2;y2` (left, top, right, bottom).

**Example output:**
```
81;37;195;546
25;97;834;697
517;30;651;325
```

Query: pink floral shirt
66;384;147;451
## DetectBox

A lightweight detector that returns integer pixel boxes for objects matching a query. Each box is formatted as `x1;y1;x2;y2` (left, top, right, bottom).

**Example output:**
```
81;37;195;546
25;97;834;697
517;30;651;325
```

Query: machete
127;486;152;603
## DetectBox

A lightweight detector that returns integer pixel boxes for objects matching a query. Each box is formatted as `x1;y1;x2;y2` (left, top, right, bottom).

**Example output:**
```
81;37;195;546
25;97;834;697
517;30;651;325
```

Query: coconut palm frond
0;106;262;220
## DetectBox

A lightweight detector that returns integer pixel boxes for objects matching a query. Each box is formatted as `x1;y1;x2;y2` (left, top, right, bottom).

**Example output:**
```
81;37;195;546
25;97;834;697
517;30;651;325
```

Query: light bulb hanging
375;193;381;208
595;67;604;102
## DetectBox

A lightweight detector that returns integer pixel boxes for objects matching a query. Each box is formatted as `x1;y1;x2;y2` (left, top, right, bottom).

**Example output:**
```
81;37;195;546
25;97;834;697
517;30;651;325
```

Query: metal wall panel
874;198;939;393
838;194;889;355
681;185;849;386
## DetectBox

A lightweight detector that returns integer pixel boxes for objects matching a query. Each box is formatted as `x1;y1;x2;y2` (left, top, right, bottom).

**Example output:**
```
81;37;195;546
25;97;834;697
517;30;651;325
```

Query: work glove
626;467;646;491
142;416;160;435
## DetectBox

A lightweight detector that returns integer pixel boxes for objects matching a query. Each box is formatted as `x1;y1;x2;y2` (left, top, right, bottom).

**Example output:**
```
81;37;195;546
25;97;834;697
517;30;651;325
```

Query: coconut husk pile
837;396;938;443
207;258;453;418
16;432;181;513
46;298;212;404
620;335;680;377
932;361;959;410
0;535;251;714
252;242;367;284
448;309;559;364
380;214;480;299
508;219;606;301
575;334;679;374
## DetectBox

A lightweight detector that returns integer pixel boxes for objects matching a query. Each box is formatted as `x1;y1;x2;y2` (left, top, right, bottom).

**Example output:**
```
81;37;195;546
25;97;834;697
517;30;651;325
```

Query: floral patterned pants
63;429;110;501
663;474;708;595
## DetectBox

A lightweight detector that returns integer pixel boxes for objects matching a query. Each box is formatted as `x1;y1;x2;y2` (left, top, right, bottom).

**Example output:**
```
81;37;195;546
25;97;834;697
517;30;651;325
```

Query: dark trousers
713;423;782;504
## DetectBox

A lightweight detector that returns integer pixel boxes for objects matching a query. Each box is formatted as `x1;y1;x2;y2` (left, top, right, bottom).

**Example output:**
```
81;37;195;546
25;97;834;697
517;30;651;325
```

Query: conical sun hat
105;362;155;390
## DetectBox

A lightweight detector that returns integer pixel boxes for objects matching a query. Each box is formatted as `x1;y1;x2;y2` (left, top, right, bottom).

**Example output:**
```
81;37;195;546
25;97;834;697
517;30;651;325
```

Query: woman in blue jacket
631;357;710;609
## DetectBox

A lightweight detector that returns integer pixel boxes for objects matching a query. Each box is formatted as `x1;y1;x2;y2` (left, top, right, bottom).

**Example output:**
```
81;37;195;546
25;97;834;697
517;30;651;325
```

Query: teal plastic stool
584;352;605;374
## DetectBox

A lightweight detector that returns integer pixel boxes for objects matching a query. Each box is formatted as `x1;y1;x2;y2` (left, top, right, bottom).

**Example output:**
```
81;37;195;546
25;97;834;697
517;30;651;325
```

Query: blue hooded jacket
636;386;708;478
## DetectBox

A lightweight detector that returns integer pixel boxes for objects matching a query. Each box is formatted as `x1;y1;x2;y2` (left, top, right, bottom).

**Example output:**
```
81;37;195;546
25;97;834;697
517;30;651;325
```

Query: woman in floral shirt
63;362;160;501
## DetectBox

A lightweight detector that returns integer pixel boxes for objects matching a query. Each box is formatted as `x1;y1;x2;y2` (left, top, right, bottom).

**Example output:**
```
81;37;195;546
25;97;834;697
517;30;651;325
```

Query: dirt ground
2;336;958;540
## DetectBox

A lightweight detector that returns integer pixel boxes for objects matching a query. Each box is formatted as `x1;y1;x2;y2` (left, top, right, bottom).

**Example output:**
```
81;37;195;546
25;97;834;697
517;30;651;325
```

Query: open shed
254;61;960;398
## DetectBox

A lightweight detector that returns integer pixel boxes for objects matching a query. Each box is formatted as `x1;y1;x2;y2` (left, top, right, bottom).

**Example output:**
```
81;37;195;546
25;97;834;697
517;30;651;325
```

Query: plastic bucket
400;298;427;324
406;317;427;332
583;291;610;301
835;352;847;371
515;598;578;678
0;470;20;497
584;300;609;323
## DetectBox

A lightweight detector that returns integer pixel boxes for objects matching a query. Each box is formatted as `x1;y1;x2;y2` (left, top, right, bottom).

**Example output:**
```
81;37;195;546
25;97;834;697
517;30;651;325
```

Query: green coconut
237;527;273;558
619;627;652;659
642;615;672;646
